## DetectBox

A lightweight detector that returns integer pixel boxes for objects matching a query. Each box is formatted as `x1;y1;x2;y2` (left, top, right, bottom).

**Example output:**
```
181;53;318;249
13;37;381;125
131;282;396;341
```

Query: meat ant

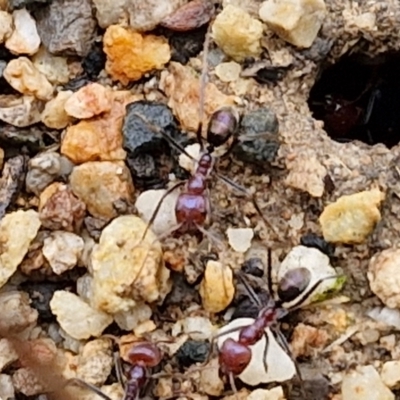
134;23;277;250
212;249;340;398
71;338;163;400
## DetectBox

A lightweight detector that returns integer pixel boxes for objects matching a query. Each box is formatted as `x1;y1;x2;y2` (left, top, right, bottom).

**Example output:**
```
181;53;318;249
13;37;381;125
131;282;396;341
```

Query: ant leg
235;271;263;309
133;112;197;161
228;371;238;394
266;248;274;297
214;172;279;237
286;275;342;311
271;327;307;400
261;330;270;375
113;351;126;388
194;223;226;252
65;378;112;400
140;180;185;241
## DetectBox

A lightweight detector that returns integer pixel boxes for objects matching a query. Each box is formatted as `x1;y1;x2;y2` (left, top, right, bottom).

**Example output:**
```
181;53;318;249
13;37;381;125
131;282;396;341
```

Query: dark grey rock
35;0;96;56
176;340;210;367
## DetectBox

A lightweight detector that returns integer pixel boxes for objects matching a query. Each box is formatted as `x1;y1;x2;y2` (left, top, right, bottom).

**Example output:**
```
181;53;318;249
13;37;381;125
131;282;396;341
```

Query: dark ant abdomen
175;193;208;230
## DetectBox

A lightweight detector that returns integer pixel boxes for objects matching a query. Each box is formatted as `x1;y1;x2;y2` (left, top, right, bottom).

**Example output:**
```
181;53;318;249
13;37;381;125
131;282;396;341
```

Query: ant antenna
235;272;263;309
197;17;214;151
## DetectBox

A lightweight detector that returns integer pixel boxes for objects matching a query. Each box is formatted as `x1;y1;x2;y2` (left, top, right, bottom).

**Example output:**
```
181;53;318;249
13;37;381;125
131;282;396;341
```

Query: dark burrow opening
308;52;400;148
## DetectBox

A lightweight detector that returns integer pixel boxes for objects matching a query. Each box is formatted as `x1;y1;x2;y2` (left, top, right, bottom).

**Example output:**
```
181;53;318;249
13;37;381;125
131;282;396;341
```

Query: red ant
70;339;163;400
212;249;340;398
134;25;277;248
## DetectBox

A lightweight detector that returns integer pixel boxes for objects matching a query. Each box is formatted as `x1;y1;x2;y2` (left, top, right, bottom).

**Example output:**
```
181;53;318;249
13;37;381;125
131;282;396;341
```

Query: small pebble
0;291;38;336
0;11;13;44
341;365;394;400
91;215;170;314
64;82;112;119
259;0;326;48
25;152;63;195
35;0;97;57
76;339;113;386
248;387;286;400
50;290;113;340
0;339;18;372
227;227;254;253
113;303;152;331
41;90;74;129
0;373;14;400
215;61;242;82
319;189;385;244
199;357;224;396
12;367;45;396
381;361;400;389
42;231;84;275
60;90;134;164
160;0;214;31
39;183;86;232
278;245;343;307
285;154;327;197
0;210;41;288
32;46;70;85
160;61;235;132
212;5;263;61
3;57;53;100
135;188;179;235
0;94;43;127
69;161;134;219
200;260;235;313
216;317;296;385
179;143;201;174
368;248;400;309
5;9;41;55
174;316;215;341
176;340;210;367
103;25;171;85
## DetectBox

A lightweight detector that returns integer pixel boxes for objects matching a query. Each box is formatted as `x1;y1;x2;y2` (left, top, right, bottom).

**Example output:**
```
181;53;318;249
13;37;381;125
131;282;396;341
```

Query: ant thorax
216;317;296;386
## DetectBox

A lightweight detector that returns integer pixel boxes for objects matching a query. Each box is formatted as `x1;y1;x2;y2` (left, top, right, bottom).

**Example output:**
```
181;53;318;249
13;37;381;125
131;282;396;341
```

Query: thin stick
65;378;112;400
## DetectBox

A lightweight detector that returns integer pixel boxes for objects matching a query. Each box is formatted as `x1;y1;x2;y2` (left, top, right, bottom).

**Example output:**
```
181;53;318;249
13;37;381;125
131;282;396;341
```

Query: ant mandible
213;249;339;398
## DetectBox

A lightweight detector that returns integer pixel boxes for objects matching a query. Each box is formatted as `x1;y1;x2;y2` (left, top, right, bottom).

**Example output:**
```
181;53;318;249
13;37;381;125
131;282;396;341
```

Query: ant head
198;153;212;169
207;107;239;148
126;341;162;368
277;267;311;303
219;338;252;375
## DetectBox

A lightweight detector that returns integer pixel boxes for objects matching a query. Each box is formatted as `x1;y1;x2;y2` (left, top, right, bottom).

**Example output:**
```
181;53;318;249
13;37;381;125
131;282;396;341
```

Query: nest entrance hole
308;51;400;148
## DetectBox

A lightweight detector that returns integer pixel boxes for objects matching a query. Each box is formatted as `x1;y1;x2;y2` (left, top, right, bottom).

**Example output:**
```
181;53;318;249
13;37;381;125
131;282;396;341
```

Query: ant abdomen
126;342;162;367
277;267;312;303
207;107;239;148
218;337;252;375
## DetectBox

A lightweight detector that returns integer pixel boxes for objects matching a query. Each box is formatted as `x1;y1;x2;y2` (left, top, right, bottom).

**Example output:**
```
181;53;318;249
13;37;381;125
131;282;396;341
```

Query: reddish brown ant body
71;340;163;400
215;250;339;397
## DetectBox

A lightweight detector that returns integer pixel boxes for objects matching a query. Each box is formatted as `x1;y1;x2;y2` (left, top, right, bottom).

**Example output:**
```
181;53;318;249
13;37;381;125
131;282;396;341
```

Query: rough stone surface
69;161;134;219
90;215;170;314
3;57;53;100
0;210;41;288
259;0;327;48
0;11;13;44
41;90;74;129
227;228;254;252
50;290;113;340
43;231;84;275
160;62;235;132
341;365;394;400
64;83;112;119
0;339;18;372
103;25;171;85
5;9;41;55
0;373;14;400
319;189;385;244
32;46;70;85
135;188;179;236
60;91;135;164
25;152;63;195
381;361;400;389
211;5;263;61
39;183;86;232
368;248;400;309
0;94;43;127
199;260;235;313
76;339;113;386
35;0;96;56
